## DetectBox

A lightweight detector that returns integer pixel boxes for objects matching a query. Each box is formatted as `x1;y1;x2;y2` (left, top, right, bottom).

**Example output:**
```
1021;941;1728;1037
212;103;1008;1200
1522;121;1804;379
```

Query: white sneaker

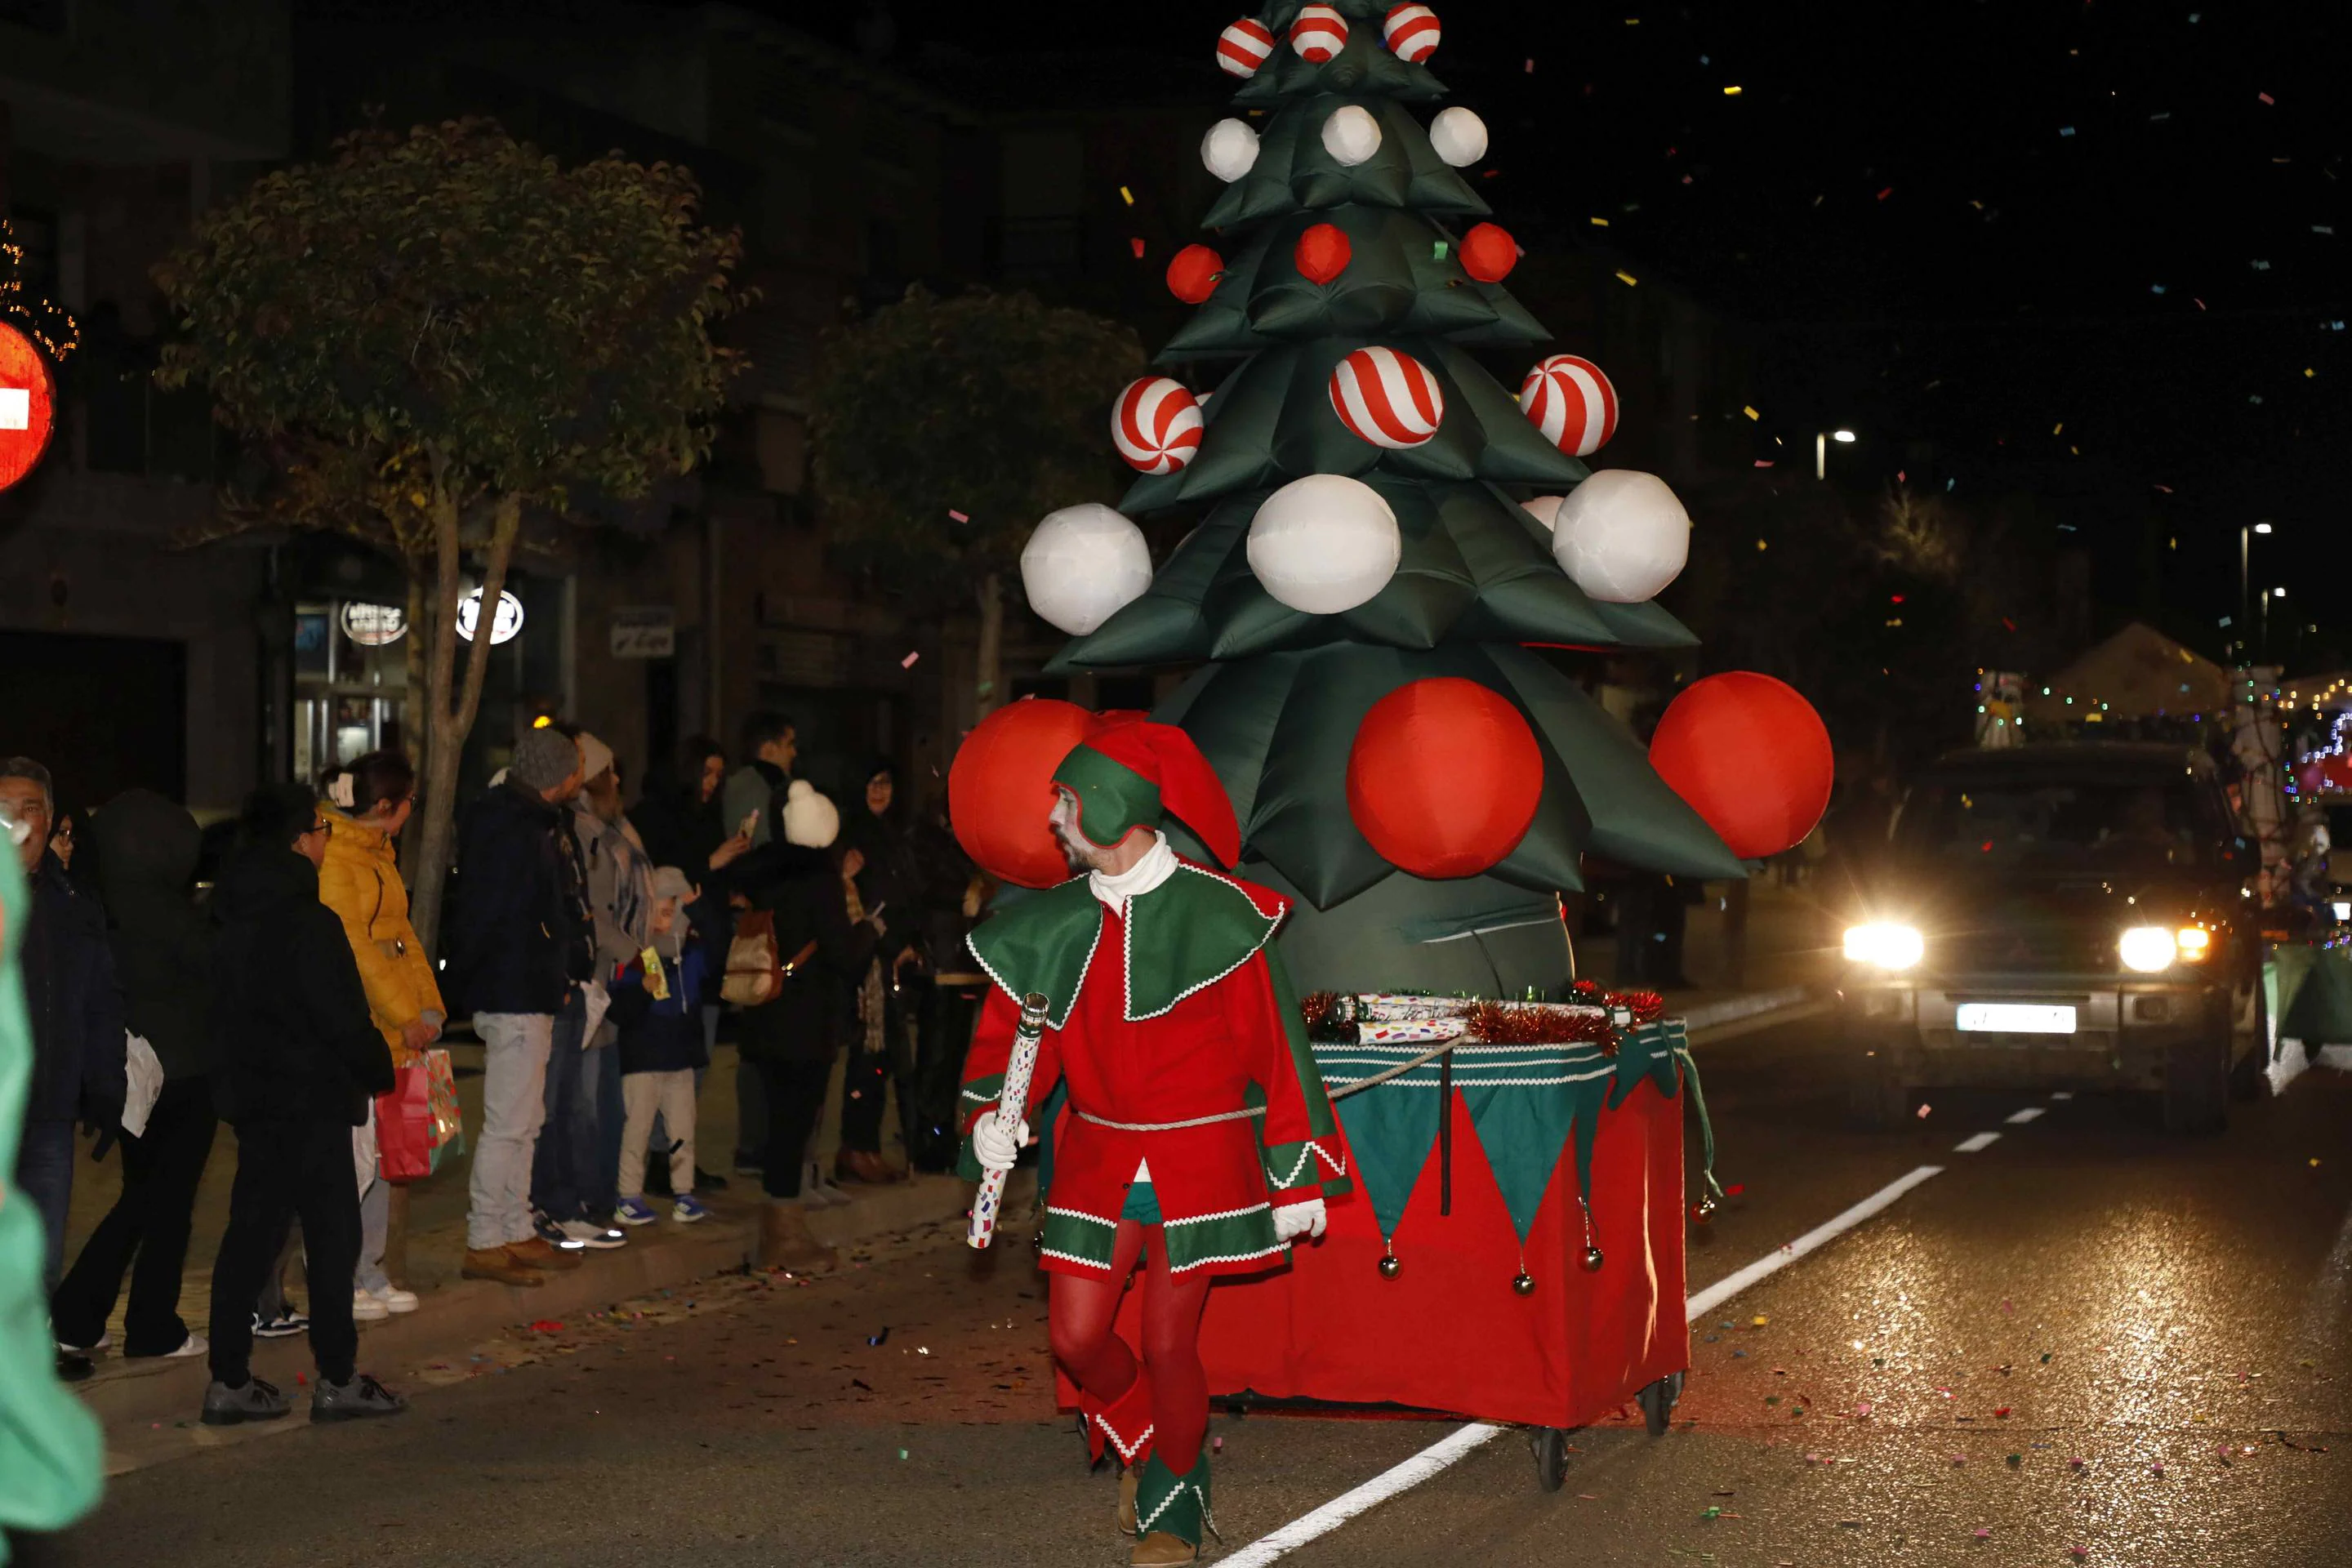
56;1331;110;1355
556;1218;628;1250
352;1290;390;1322
375;1285;420;1314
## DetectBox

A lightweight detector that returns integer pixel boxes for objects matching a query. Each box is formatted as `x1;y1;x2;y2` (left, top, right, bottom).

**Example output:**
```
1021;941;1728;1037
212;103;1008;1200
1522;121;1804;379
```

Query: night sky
791;2;2352;657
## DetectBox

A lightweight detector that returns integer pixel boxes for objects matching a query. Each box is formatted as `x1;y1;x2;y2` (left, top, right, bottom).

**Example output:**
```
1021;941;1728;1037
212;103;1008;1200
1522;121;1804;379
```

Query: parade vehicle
1840;742;2265;1132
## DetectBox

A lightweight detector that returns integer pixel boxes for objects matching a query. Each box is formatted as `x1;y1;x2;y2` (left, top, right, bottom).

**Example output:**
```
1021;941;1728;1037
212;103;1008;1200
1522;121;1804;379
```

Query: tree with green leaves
1023;1;1746;993
809;286;1143;720
156;118;746;946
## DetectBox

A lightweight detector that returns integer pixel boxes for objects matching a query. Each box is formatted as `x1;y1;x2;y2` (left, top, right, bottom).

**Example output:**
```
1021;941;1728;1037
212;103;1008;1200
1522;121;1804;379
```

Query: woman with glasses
318;752;444;1321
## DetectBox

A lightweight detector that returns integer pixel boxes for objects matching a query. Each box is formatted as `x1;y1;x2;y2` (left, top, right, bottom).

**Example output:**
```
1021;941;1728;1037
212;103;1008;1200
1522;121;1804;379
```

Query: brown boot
834;1148;905;1185
1118;1470;1139;1536
461;1247;546;1287
757;1200;840;1273
1131;1532;1197;1566
506;1237;583;1272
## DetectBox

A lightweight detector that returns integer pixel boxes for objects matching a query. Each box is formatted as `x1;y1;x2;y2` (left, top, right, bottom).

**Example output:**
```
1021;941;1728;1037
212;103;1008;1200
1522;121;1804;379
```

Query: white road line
1953;1131;2002;1153
2005;1106;2046;1125
1222;1164;1949;1566
1685;1165;1945;1319
2049;1090;2074;1101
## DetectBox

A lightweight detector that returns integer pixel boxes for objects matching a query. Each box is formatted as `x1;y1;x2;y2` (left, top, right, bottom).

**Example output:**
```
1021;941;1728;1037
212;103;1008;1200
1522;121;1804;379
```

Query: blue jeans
15;1118;76;1297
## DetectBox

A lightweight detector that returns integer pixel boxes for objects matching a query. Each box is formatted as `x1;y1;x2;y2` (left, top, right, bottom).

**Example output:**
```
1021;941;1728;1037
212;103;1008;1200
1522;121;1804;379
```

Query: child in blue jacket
612;868;712;1224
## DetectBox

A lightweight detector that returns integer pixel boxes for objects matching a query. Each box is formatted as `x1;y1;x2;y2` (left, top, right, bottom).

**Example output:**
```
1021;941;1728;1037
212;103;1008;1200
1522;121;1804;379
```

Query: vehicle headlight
2118;926;2178;973
1844;922;1924;970
2174;926;2212;963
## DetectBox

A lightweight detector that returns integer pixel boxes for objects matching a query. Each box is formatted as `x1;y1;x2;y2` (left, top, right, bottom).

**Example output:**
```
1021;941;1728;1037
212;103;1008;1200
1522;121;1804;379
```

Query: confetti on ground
901;651;920;669
1917;1102;1932;1118
947;508;969;523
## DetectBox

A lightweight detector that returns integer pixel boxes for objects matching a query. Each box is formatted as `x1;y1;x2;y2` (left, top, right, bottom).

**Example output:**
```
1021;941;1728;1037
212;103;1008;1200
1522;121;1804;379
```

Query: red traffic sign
0;320;58;493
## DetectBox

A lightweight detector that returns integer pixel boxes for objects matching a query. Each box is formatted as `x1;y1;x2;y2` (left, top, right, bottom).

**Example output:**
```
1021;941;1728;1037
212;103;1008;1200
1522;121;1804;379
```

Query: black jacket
90;789;213;1081
21;849;127;1125
209;845;394;1126
737;862;877;1067
632;782;726;880
443;780;594;1016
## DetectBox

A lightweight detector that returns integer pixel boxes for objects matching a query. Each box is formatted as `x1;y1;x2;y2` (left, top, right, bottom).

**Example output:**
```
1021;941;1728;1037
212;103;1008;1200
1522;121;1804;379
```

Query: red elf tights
1049;1219;1212;1472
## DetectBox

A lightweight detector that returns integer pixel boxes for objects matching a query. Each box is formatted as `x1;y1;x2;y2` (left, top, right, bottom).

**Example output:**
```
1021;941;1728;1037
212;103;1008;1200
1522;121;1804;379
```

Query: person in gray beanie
443;726;593;1287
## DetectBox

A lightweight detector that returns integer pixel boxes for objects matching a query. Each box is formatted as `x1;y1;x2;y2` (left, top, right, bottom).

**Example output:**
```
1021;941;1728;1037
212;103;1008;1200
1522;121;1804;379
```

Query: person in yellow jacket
318;751;443;1321
0;793;104;1553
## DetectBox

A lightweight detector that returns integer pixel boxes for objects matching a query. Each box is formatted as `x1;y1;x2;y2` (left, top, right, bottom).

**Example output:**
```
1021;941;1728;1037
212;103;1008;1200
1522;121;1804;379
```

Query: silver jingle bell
1378;1253;1403;1280
1580;1245;1605;1273
1511;1272;1536;1296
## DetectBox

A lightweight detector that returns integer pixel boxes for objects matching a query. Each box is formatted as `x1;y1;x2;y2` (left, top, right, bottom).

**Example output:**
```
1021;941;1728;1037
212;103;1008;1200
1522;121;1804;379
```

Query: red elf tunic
957;856;1350;1279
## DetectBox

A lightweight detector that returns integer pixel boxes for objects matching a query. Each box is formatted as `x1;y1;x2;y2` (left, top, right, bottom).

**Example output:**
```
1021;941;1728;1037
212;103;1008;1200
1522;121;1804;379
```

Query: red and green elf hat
1051;721;1241;867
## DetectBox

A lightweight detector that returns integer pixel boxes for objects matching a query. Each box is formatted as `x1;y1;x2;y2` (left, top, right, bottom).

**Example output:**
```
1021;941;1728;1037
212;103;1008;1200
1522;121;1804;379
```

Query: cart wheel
1530;1426;1570;1492
1637;1372;1686;1438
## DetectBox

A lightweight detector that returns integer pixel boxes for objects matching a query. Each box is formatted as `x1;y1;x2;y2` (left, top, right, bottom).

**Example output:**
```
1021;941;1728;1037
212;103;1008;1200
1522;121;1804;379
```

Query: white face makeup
1049;788;1114;875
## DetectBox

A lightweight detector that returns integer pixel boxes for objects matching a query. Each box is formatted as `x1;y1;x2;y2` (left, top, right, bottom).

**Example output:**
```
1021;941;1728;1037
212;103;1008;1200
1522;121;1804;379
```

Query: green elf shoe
1130;1450;1212;1564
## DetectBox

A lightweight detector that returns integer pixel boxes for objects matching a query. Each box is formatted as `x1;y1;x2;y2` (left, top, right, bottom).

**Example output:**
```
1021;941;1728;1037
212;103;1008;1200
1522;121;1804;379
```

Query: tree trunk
408;489;524;955
975;570;1004;722
397;567;431;888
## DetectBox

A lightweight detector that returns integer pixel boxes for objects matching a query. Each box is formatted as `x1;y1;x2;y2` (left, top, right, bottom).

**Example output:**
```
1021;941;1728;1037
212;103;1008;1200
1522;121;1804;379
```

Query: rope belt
1073;1107;1263;1133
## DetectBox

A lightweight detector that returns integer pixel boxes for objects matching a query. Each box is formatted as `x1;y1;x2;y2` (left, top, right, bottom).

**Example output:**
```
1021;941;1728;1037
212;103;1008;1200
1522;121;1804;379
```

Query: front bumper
1842;973;2230;1090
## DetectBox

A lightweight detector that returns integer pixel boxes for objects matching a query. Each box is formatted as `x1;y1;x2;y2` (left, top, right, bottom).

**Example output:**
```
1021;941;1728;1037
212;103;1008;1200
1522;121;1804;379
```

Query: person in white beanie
728;782;885;1272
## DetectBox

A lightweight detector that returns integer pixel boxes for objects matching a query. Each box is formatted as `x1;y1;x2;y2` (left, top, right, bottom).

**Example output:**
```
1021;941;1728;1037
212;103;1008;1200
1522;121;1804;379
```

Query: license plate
1955;1003;2077;1035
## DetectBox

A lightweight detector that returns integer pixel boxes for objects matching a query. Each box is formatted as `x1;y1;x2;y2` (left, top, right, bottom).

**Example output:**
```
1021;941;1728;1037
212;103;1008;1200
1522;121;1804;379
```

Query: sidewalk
60;1041;989;1437
1577;875;1839;1036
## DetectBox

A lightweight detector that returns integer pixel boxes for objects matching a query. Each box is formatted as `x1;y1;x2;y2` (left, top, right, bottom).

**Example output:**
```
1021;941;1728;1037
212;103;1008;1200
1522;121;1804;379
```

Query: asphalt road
19;1018;2352;1568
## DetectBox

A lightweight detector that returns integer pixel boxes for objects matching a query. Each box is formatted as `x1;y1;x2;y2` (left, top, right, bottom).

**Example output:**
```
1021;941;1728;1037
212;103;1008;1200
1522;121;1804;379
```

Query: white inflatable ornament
1201;118;1261;183
1021;503;1156;636
1550;470;1690;604
1246;474;1401;615
1520;495;1564;532
1321;105;1383;167
1428;106;1488;168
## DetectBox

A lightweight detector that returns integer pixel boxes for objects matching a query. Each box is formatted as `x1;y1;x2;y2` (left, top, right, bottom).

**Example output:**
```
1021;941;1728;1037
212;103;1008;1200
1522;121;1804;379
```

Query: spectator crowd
0;712;983;1430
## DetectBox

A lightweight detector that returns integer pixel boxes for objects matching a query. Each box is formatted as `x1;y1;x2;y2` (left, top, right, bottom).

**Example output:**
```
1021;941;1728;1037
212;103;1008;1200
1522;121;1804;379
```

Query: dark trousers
753;1056;832;1200
531;990;604;1223
207;1118;361;1388
53;1076;218;1355
13;1118;76;1298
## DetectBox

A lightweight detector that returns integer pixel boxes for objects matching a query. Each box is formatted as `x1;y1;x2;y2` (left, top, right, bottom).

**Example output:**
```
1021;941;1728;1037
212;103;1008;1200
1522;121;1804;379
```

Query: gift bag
376;1063;435;1184
421;1046;465;1162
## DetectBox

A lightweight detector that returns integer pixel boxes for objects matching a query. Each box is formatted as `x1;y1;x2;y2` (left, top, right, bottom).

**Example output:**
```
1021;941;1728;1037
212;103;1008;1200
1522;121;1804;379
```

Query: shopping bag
421;1046;466;1165
376;1063;435;1183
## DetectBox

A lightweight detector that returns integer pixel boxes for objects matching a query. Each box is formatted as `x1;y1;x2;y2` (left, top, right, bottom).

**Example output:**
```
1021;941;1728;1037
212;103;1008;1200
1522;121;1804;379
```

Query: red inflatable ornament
1458;222;1518;283
949;699;1104;889
1648;672;1833;861
1165;243;1225;305
0;322;59;494
1347;678;1544;879
1295;222;1352;285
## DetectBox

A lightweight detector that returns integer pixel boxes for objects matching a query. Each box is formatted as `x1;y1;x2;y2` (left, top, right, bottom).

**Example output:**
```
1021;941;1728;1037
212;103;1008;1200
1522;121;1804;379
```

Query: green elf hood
1053;720;1242;866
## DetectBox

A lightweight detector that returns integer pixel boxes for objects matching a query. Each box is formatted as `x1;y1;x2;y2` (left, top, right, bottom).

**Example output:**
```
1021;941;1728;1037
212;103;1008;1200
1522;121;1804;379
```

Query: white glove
970;1110;1029;1174
1272;1198;1327;1242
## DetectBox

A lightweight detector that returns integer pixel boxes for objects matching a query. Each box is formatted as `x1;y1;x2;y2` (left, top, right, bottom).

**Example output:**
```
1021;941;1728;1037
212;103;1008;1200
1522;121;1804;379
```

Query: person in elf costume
960;721;1350;1566
0;803;105;1553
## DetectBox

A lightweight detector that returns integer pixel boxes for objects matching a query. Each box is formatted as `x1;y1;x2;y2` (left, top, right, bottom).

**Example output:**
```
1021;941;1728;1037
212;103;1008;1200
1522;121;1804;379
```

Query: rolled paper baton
968;991;1050;1250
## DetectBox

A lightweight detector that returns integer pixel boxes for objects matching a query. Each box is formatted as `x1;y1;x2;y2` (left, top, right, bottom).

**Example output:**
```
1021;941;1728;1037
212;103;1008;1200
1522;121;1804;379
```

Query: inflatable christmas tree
1008;2;1793;995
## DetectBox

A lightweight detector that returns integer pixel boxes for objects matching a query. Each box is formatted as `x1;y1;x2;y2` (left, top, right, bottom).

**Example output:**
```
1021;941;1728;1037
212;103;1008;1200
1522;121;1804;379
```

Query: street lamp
2263;585;2287;659
1815;429;1856;480
2238;521;2276;657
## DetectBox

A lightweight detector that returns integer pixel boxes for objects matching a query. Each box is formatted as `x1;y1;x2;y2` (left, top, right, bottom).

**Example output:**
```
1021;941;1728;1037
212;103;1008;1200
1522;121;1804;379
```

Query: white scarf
1087;831;1178;911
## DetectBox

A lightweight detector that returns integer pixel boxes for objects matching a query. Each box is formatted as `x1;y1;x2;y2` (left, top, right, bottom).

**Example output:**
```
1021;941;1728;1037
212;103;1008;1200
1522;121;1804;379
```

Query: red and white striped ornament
1290;4;1348;63
1217;17;1275;77
1519;354;1619;457
1329;346;1445;449
1111;376;1204;474
1383;4;1441;63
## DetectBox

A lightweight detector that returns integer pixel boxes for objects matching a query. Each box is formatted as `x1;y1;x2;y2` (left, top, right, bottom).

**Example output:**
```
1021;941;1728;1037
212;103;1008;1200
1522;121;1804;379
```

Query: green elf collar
967;854;1285;1028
